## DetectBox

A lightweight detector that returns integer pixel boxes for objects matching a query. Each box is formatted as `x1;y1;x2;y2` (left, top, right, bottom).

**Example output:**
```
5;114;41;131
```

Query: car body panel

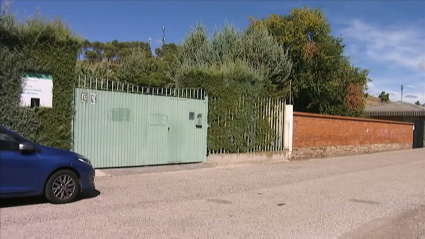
0;126;95;200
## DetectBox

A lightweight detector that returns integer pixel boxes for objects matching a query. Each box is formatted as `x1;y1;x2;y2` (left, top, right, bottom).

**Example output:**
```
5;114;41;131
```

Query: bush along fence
207;97;287;155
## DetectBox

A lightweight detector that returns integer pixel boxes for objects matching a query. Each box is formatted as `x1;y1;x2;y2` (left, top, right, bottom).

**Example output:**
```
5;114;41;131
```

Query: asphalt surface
1;148;424;239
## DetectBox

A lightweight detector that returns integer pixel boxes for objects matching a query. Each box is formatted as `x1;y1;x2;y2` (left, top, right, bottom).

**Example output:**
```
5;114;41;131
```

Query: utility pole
162;26;165;47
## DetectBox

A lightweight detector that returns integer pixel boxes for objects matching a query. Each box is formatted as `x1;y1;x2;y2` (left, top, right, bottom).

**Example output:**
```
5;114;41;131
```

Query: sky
4;0;425;104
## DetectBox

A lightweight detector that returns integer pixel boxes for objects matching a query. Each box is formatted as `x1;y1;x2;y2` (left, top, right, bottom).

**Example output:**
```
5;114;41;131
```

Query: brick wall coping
294;112;414;126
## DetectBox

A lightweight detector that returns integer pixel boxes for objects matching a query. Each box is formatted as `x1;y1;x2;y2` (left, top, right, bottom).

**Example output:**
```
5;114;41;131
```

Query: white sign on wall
20;74;53;108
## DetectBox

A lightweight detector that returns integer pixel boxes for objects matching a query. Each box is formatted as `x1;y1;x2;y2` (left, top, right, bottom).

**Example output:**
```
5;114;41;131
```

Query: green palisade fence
207;97;286;155
72;76;208;168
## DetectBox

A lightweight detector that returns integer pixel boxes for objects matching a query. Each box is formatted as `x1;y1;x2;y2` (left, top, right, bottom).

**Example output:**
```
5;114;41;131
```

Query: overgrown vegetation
0;42;40;139
170;24;292;152
75;42;178;87
248;7;371;117
0;6;81;149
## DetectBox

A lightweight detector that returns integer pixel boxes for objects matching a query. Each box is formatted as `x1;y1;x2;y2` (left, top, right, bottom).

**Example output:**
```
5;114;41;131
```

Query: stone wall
291;143;412;160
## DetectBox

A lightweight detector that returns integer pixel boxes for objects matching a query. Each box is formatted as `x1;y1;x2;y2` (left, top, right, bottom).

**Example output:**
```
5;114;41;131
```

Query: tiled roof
364;101;425;116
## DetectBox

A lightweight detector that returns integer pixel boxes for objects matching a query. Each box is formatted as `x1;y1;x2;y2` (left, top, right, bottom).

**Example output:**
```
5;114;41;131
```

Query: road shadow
0;189;100;208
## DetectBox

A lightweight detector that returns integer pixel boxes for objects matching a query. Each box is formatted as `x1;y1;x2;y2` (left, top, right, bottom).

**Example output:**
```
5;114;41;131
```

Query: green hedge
26;45;80;149
178;64;280;153
0;13;81;149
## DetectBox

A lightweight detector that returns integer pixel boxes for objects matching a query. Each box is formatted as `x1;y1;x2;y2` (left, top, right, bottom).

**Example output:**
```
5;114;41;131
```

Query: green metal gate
72;78;208;168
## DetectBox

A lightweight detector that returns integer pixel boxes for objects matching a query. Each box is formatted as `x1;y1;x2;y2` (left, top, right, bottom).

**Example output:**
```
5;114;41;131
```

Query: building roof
364;101;425;117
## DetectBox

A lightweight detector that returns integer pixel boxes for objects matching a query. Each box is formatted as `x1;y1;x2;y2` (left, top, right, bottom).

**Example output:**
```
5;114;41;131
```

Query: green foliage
379;91;390;103
171;23;292;94
415;101;421;106
76;42;179;88
155;43;179;61
0;8;81;149
249;7;370;117
75;60;119;81
172;23;292;152
178;62;278;152
80;40;151;62
0;44;40;139
116;49;170;87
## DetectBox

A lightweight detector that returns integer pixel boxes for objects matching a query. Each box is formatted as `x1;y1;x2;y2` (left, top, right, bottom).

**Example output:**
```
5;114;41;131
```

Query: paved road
1;149;424;239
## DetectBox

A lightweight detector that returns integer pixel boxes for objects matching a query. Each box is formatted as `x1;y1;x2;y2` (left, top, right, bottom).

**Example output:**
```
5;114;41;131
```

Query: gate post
284;104;293;152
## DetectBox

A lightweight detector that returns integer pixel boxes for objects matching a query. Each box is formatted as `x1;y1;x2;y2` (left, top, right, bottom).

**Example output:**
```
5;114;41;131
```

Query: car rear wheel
45;170;80;204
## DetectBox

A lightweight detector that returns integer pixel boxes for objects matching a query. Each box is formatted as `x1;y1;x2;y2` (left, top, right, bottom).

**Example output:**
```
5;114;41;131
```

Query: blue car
0;126;95;204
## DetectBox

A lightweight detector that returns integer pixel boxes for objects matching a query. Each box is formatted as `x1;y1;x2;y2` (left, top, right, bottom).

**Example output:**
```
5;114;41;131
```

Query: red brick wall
293;112;414;148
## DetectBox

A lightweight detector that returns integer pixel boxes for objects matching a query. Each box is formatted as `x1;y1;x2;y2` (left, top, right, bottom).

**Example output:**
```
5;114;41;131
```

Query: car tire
45;170;80;204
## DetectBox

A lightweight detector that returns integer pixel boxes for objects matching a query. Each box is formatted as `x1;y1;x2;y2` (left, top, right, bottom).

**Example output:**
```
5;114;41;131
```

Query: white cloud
341;19;425;104
341;19;425;71
367;81;374;89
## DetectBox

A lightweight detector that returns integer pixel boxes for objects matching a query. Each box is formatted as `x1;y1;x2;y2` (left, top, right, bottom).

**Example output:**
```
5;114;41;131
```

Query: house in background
364;101;425;148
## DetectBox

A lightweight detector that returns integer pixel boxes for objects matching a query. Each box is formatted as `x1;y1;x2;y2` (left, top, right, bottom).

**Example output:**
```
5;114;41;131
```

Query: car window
0;130;23;151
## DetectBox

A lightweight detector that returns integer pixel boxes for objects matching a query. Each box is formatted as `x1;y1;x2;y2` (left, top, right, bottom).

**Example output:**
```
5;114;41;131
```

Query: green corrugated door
72;88;208;168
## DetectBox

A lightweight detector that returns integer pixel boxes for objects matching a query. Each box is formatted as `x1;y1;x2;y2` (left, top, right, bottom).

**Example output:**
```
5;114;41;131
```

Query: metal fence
73;75;208;168
77;75;206;100
207;97;286;155
76;75;287;161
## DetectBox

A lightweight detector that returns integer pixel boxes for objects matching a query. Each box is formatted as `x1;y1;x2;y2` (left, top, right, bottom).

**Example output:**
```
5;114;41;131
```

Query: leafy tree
415;101;421;105
80;40;152;63
170;23;292;95
75;59;119;82
155;43;179;61
170;23;292;152
248;7;370;116
378;91;390;103
115;49;169;87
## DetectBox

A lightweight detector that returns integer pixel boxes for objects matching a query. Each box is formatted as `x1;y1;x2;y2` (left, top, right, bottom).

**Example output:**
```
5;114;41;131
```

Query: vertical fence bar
267;98;271;152
270;98;274;151
269;98;272;151
274;99;277;151
281;99;284;150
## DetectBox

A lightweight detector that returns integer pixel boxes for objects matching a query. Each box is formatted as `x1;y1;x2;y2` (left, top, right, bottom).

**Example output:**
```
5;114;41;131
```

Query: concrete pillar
284;104;293;152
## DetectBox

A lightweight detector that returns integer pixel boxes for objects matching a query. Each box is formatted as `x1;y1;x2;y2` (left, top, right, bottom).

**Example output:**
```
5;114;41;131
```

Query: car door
0;129;41;194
